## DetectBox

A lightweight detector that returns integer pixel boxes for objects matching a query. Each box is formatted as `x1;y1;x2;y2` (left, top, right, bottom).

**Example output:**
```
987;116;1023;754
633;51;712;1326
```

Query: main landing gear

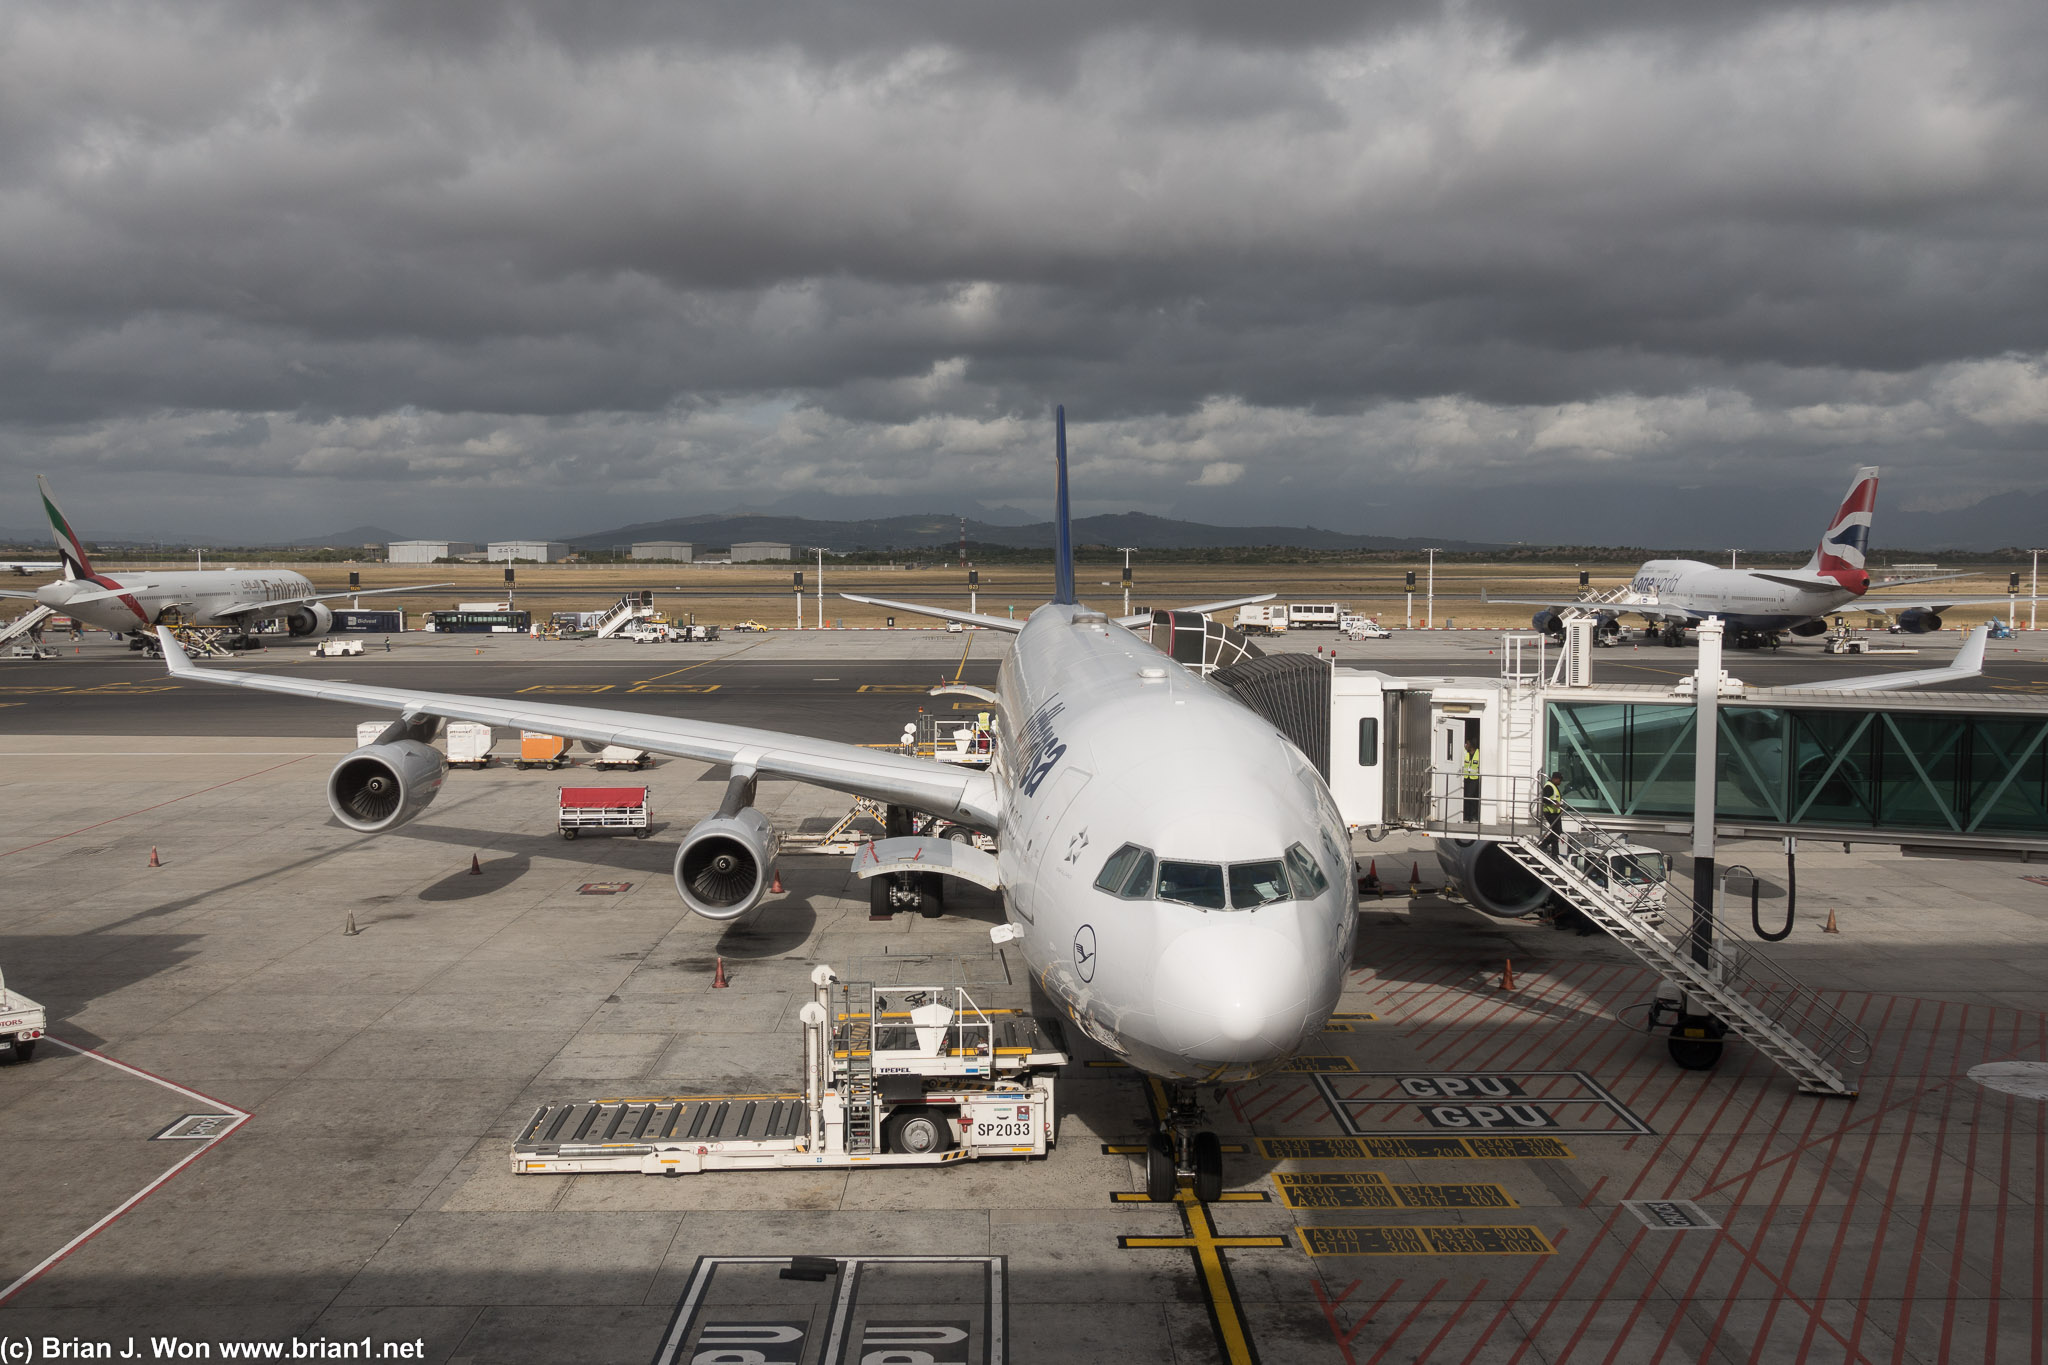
1145;1082;1226;1203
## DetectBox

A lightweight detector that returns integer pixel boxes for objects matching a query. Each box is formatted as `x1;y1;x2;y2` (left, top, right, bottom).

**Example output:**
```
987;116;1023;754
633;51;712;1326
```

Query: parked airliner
155;408;1349;1203
1491;466;2018;646
0;477;443;642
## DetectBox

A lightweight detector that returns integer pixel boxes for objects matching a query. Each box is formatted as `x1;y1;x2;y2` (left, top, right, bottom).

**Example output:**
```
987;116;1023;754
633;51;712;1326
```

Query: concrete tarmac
2;633;2047;1362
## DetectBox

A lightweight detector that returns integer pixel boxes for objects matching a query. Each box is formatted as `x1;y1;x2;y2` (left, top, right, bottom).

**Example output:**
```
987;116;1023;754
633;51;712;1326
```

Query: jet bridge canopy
1547;688;2048;848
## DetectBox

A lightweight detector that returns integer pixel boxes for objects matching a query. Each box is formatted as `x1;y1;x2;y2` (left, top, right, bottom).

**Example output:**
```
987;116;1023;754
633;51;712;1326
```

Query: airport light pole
1118;547;1136;618
1423;549;1441;630
1727;549;1741;569
2033;550;2044;631
816;549;825;629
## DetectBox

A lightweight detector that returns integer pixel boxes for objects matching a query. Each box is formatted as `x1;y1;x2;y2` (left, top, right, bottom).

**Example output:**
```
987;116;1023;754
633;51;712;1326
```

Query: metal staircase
0;604;54;647
1499;808;1869;1097
594;594;653;639
836;979;879;1154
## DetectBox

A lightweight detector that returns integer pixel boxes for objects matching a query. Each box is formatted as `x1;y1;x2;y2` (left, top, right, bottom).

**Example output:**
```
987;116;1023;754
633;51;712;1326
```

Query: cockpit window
1284;843;1329;899
1094;843;1157;899
1157;860;1226;910
1228;860;1291;909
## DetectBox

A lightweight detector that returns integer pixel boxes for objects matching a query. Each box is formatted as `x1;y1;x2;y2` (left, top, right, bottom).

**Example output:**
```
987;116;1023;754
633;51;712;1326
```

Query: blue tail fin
1052;405;1077;605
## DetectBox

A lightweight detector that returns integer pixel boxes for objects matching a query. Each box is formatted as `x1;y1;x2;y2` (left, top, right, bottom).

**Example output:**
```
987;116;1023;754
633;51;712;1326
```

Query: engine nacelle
1435;838;1551;918
1896;608;1944;635
326;740;447;833
286;602;335;637
1789;619;1829;637
674;807;782;921
1531;610;1563;638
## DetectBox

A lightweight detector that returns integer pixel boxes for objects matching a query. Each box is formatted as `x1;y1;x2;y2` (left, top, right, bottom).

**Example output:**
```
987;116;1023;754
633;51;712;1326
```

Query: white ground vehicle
1235;604;1289;635
1287;602;1345;629
1341;616;1390;639
1;966;47;1062
311;638;365;657
511;966;1067;1175
624;624;679;643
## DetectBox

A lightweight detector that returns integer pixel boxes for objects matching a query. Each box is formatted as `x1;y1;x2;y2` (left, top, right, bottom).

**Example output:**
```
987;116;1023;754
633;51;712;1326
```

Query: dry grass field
41;557;2013;633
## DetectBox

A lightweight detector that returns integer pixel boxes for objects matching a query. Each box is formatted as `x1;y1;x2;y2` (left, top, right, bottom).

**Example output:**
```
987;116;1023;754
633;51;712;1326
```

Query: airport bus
423;609;532;634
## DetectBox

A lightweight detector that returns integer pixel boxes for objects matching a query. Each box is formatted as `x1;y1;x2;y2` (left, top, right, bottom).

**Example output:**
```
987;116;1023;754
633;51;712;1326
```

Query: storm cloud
2;0;2045;545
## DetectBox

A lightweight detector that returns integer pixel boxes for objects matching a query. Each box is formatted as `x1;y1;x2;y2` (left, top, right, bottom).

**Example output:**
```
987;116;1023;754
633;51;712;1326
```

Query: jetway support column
1690;617;1722;969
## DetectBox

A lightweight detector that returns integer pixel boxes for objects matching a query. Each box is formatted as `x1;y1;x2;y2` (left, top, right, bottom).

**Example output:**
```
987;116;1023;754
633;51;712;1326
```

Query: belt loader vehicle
511;966;1067;1176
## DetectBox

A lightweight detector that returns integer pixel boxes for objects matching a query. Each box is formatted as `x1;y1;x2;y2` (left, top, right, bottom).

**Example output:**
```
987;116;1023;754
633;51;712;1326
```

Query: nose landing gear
1146;1083;1226;1203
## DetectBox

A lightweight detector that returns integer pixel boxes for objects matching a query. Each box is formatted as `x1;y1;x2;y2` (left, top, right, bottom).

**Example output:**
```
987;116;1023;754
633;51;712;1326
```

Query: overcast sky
2;0;2045;547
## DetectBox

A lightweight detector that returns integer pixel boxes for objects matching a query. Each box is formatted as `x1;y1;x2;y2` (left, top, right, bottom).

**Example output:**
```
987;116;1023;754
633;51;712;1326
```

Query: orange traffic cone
1501;959;1517;991
1409;862;1421;896
1822;907;1841;934
148;846;161;868
469;854;482;876
771;870;784;894
712;956;729;989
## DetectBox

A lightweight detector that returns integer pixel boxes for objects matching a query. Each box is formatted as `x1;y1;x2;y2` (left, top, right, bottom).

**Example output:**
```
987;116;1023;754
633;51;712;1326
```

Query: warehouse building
387;540;477;563
731;541;793;562
631;541;694;562
488;540;570;563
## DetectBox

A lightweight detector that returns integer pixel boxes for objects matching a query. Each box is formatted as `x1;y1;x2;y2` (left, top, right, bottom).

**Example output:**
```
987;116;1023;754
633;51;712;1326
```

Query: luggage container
517;732;570;769
447;722;495;768
557;786;651;839
589;744;651;770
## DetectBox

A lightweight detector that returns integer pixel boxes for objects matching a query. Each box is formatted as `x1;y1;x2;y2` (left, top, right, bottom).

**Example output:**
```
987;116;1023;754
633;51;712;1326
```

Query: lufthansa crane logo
1073;924;1098;983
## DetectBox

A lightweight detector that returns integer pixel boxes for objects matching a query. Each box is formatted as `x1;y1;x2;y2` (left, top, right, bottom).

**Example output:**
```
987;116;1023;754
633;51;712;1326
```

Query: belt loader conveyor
512;964;1069;1176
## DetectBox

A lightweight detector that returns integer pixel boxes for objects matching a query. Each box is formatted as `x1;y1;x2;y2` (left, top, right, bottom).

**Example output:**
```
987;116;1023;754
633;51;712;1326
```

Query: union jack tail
37;474;95;581
1800;465;1879;593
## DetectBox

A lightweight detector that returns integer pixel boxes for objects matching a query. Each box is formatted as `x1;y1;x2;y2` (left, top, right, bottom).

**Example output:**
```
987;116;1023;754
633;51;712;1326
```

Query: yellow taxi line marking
1297;1225;1556;1257
518;684;615;693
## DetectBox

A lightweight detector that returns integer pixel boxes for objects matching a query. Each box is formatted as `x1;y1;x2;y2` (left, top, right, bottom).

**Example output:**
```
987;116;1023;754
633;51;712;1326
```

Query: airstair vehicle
512;966;1068;1175
594;593;658;639
0;604;55;649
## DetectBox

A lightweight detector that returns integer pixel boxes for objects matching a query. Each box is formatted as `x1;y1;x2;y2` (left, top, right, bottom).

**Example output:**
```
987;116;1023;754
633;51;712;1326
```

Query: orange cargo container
516;732;569;770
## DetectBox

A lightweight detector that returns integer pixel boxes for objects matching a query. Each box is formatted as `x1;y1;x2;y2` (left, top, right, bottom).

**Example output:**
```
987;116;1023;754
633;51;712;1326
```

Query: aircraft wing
1481;592;1699;623
836;593;1024;634
0;588;42;601
212;582;455;621
1779;624;1990;692
1849;595;2029;615
1113;593;1276;628
153;627;999;825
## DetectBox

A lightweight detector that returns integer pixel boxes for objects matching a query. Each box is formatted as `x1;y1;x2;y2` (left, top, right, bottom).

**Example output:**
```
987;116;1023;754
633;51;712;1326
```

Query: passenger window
1157;861;1226;910
1358;717;1378;767
1284;843;1329;899
1094;844;1155;899
1229;860;1291;909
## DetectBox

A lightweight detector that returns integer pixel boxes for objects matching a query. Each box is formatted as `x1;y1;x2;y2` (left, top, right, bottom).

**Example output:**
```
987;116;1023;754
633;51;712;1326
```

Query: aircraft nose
1152;922;1318;1063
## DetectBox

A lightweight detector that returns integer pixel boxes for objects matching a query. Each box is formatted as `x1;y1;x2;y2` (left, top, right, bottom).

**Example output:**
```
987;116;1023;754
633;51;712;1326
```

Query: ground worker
1541;770;1564;855
1462;739;1481;822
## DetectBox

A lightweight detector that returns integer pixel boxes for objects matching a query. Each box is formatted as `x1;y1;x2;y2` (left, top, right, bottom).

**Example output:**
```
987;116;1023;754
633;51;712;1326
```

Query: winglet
1951;619;1989;674
156;626;197;675
1778;622;1990;694
1052;405;1076;606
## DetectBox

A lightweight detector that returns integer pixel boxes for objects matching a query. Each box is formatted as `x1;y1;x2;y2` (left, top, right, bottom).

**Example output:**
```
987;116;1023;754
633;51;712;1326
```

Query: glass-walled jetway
1547;693;2048;840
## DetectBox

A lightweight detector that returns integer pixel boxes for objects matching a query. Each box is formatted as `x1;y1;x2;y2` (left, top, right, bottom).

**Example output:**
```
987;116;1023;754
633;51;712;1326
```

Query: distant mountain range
560;510;1500;553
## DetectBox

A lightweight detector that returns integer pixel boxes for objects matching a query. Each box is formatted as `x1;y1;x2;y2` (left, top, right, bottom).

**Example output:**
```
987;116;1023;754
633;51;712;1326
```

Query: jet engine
286;602;334;636
1531;610;1564;639
1789;619;1829;637
673;807;782;921
1895;608;1944;635
1435;838;1551;918
326;740;447;833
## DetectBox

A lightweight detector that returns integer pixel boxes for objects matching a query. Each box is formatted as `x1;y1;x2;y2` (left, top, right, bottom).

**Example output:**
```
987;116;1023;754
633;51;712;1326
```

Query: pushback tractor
511;966;1068;1176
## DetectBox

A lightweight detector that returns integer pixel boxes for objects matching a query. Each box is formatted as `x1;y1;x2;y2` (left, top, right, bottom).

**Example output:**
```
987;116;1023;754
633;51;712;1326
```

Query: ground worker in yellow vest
1541;770;1564;855
1462;740;1481;822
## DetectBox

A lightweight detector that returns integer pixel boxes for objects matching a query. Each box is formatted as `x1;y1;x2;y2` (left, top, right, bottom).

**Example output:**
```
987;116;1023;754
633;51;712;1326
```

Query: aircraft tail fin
38;475;95;581
1801;466;1879;590
1052;405;1077;606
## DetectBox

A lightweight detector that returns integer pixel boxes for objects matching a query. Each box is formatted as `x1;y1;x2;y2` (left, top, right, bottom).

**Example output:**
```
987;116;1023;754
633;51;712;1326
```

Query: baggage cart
447;722;495;768
517;732;570;769
558;786;651;839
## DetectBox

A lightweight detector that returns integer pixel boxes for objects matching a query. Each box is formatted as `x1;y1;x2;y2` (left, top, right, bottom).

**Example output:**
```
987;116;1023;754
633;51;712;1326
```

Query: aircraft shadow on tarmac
0;933;206;1052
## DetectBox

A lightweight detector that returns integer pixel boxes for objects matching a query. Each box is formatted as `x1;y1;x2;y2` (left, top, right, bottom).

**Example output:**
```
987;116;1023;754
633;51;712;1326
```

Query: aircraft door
1432;712;1482;824
1328;680;1385;828
1013;767;1092;922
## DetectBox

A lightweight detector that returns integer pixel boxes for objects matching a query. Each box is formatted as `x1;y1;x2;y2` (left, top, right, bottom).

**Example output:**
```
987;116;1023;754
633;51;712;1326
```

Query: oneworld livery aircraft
1490;466;2020;646
0;476;444;642
156;408;1335;1203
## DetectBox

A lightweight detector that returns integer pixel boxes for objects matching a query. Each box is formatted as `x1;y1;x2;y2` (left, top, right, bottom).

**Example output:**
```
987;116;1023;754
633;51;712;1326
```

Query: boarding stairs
594;595;655;639
1496;803;1869;1096
172;628;236;658
0;604;54;647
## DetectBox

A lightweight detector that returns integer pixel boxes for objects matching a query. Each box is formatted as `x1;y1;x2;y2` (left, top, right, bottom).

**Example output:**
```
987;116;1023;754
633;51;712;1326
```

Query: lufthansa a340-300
153;407;1353;1202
